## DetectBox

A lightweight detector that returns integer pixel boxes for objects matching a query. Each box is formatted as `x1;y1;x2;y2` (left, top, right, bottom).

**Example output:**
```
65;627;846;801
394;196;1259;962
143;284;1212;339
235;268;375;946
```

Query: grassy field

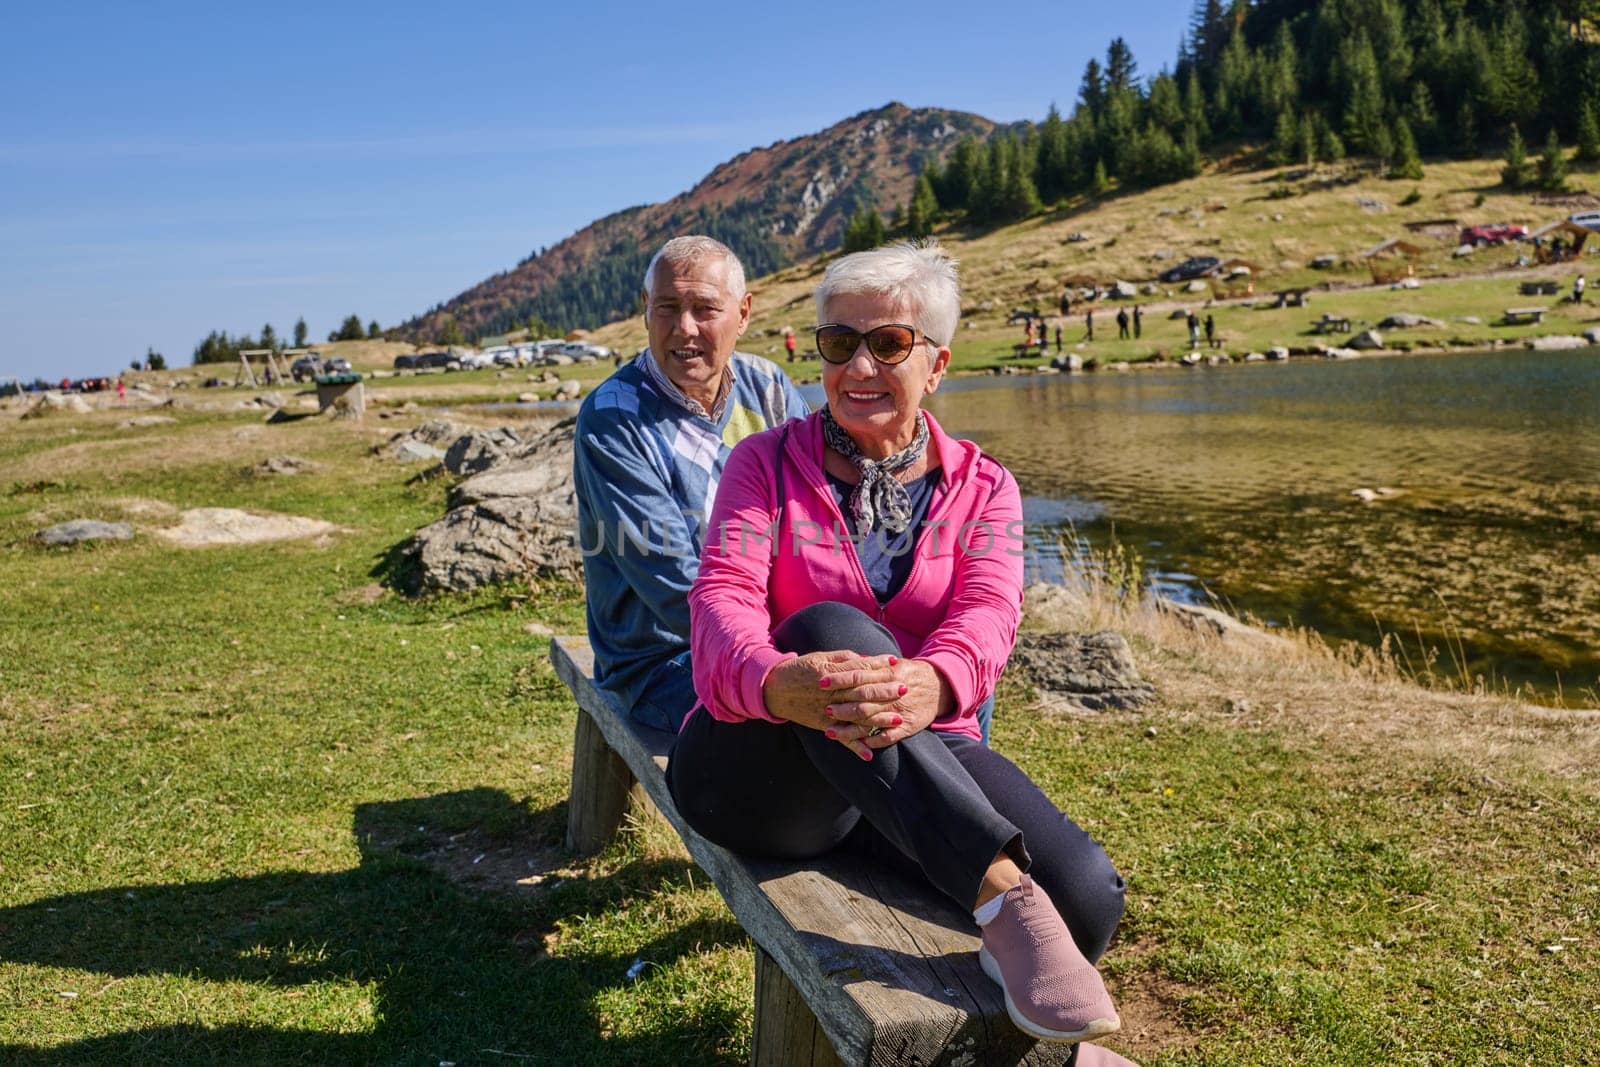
2;401;1596;1065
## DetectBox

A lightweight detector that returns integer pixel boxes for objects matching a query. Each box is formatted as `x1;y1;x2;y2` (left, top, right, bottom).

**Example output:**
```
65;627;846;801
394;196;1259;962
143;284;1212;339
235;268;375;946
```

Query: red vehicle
1460;223;1529;247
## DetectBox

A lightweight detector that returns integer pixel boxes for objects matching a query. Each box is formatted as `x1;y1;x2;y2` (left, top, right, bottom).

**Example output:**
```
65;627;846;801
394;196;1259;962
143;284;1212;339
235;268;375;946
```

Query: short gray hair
643;236;747;300
814;240;960;348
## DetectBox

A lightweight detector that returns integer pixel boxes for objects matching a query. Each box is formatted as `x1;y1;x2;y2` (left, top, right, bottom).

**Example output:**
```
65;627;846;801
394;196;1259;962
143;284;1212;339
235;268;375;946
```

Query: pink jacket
687;409;1024;740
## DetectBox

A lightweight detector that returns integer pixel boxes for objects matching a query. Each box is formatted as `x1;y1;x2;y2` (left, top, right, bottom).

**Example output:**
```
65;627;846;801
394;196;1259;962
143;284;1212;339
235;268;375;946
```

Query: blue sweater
574;351;809;720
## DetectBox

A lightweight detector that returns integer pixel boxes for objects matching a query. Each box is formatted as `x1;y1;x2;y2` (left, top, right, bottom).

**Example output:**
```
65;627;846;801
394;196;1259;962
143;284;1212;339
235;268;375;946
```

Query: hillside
398;103;1000;343
587;154;1600;364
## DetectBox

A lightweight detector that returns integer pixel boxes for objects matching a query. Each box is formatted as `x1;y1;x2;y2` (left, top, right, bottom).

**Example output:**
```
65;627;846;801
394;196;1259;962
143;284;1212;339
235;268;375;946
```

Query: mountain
398;103;1001;342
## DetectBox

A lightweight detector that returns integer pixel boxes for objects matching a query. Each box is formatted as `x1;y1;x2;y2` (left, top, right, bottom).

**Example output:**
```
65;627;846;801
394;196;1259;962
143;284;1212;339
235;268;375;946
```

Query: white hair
814;240;960;348
643;235;747;300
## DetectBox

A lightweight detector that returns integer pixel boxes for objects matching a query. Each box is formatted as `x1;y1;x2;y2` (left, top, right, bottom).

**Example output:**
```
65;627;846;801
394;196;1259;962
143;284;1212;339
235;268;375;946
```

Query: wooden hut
1530;219;1592;264
1210;258;1263;297
1360;238;1425;283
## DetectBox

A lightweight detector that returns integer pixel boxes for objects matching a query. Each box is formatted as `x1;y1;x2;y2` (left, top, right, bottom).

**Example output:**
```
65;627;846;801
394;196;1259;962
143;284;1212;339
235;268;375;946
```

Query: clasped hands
761;650;954;760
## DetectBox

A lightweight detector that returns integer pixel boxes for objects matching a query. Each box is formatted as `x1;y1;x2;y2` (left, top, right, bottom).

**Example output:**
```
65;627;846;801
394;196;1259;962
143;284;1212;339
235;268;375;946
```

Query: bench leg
752;947;845;1067
566;708;636;855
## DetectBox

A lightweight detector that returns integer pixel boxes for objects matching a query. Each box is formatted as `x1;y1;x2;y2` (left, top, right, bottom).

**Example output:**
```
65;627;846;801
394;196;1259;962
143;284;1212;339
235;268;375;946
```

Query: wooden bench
551;635;1068;1066
1312;314;1351;334
1503;306;1546;325
1519;280;1561;297
1274;287;1313;308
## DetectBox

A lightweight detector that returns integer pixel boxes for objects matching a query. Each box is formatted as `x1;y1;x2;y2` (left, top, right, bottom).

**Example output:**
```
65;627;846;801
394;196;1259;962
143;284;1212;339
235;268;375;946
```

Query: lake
917;349;1600;705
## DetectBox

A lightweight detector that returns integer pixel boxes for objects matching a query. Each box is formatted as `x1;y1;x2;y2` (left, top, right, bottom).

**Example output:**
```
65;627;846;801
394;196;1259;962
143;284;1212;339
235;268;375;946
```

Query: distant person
1187;309;1200;349
1116;307;1130;340
1204;314;1216;348
1054;325;1062;352
1133;304;1142;339
573;235;810;733
784;329;797;362
1576;274;1587;303
1059;292;1071;317
1024;319;1035;348
1085;310;1094;342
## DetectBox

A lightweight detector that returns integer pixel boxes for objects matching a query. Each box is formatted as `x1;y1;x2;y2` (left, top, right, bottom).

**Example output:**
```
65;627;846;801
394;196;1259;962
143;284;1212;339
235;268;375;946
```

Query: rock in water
35;519;134;545
1007;631;1154;711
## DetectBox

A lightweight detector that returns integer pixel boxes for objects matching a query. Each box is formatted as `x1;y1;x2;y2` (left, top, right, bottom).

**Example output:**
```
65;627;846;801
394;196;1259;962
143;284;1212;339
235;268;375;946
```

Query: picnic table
1503;307;1546;325
1312;313;1351;334
1519;280;1561;296
1275;287;1313;308
551;635;1072;1066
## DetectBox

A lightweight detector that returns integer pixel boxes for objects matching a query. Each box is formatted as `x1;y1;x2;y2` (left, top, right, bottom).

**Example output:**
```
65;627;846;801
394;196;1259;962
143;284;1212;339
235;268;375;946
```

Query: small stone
1144;726;1158;738
35;519;134;545
522;622;554;636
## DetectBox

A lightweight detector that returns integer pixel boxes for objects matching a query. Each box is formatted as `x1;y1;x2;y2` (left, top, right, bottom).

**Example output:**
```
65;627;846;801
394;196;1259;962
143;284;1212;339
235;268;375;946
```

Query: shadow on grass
0;788;746;1065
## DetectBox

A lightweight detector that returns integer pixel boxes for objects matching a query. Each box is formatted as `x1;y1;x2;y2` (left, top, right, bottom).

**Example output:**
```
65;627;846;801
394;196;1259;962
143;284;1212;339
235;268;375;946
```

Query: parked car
321;356;352;374
290;355;323;381
1569;211;1600;232
1460;223;1528;246
1157;255;1221;283
414;351;460;370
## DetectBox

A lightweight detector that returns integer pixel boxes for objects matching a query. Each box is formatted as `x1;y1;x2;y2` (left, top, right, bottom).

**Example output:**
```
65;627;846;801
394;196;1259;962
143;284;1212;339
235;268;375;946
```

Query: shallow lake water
914;349;1600;704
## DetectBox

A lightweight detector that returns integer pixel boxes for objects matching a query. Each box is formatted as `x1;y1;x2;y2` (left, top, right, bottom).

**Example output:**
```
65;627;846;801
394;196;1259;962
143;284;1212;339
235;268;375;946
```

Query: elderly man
573;235;809;732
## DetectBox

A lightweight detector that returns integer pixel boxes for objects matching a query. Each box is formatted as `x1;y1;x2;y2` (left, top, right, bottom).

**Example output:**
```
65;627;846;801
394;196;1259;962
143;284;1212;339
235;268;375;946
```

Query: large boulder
1050;353;1083;372
35;519;133;545
1378;313;1444;330
1525;334;1588;351
1109;280;1138;299
1267;345;1290;361
1348;329;1384;350
403;418;580;595
443;427;522;475
1007;631;1154;711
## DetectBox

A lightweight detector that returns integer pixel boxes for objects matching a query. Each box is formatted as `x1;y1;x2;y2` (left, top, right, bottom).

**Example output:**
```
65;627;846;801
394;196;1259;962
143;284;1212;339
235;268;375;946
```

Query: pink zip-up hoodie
687;409;1025;740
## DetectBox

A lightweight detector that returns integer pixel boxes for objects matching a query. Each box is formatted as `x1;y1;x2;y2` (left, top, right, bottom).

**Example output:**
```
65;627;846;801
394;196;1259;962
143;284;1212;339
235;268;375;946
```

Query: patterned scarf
819;405;930;535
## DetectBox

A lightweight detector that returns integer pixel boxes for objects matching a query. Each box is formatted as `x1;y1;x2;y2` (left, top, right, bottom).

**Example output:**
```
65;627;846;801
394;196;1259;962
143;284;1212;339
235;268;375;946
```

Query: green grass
2;408;1596;1064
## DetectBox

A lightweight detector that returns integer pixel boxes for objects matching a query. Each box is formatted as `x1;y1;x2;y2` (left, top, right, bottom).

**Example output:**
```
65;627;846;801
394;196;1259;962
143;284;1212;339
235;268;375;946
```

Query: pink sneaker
977;874;1120;1044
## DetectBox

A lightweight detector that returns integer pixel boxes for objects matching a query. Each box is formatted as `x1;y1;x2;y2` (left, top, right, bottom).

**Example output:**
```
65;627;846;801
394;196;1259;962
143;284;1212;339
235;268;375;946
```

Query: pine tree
1539;128;1569;191
260;323;279;352
1182;68;1210;142
938;138;981;211
1405;83;1440;153
1090;158;1112;197
1269;109;1300;166
1036;105;1071;202
907;173;939;238
367;320;381;339
1389;117;1425;180
293;317;308;348
1455;100;1479;159
842;203;885;252
1502;124;1532;189
1147;73;1183;132
1578;101;1600;162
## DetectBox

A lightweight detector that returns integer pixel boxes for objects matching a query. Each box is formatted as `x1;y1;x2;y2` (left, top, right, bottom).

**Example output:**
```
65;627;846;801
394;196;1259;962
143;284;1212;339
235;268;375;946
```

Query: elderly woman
666;242;1127;1052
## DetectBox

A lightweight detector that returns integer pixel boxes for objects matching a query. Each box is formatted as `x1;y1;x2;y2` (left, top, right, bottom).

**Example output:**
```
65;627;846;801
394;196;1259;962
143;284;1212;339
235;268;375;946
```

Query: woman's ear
925;346;951;393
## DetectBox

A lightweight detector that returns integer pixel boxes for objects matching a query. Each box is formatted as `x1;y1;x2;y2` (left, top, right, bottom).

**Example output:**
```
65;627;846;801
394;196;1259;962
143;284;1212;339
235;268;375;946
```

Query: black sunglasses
813;322;934;366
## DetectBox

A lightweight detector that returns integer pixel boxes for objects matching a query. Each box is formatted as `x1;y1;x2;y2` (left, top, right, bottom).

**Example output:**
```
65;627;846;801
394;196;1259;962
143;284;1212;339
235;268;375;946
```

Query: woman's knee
771;601;901;657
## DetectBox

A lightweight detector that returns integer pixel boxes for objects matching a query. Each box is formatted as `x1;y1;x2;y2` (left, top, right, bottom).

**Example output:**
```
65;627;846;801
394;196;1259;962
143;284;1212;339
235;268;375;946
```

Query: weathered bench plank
551;635;1067;1066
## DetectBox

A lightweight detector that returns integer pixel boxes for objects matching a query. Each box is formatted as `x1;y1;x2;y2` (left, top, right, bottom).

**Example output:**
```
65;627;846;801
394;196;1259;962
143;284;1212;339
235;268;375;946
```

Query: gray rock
118;415;178;428
1458;316;1483;325
1378;313;1443;330
1525;334;1588;351
35;519;134;545
517;391;539;403
1583;328;1600;344
443;427;522;475
1310;254;1338;269
1453;243;1475;257
403;419;580;595
555;379;582;400
253;454;317;475
1348;329;1384;350
1109;280;1138;299
1050;353;1083;372
1184;280;1210;293
1243;351;1266;362
1267;346;1290;361
1324;347;1362;359
1007;631;1154;711
394;439;446;463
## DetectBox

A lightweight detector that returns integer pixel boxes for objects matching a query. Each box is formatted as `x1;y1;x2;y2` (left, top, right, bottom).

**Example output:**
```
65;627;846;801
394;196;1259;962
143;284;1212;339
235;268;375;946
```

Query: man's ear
640;288;650;321
736;291;753;336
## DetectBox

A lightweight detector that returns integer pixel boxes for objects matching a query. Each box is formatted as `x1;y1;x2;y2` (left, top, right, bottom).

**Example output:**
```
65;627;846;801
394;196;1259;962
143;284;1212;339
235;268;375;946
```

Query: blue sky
1;1;1189;382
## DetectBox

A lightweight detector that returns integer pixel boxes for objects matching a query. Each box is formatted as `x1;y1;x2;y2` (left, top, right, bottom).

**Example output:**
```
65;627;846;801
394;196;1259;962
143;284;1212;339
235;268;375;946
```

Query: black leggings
667;601;1124;962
